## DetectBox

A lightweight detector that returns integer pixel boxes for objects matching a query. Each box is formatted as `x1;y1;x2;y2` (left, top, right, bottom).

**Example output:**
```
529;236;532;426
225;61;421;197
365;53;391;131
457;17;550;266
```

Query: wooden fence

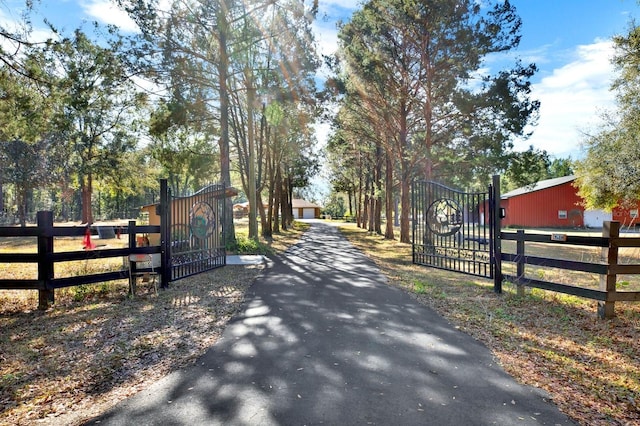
499;221;640;319
0;211;167;310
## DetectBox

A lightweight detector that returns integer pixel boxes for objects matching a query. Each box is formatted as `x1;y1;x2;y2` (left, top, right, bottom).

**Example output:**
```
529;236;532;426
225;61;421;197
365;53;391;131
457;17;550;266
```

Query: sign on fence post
599;221;619;319
36;211;54;310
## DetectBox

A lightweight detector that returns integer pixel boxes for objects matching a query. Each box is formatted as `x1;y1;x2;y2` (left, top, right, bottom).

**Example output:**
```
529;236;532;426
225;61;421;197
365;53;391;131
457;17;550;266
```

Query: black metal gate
412;179;497;279
160;181;227;282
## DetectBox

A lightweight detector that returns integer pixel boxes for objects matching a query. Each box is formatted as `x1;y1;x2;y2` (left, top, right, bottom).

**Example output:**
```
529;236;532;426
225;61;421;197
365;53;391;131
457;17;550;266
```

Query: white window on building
631;209;639;219
558;210;568;219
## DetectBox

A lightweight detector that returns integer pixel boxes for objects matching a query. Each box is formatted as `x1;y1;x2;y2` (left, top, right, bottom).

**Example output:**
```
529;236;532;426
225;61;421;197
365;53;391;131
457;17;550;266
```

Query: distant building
292;199;322;219
498;175;640;228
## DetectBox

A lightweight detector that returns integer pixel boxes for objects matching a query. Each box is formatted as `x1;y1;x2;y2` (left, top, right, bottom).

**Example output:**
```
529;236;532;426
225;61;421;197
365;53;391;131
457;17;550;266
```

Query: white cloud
80;0;139;33
313;21;339;57
0;6;57;48
314;0;359;57
318;0;362;13
516;40;617;159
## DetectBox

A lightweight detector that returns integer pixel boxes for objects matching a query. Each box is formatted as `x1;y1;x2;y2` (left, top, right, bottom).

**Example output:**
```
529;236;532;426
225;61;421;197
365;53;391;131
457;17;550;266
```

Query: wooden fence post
599;221;619;319
516;229;526;297
37;211;54;310
128;220;137;297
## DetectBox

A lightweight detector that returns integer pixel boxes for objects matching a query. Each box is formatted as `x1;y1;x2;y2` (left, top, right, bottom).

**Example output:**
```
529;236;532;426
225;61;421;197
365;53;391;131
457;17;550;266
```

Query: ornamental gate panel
160;181;227;282
412;180;496;279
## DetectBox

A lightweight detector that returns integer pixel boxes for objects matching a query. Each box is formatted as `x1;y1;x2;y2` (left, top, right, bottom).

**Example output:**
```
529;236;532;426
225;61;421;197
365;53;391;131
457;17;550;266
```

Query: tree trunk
394;197;400;227
374;142;383;234
217;2;235;247
274;167;282;233
385;150;394;239
17;185;26;227
375;192;382;235
287;177;294;227
257;193;267;238
400;176;411;243
280;176;291;230
264;184;274;238
362;193;368;230
81;173;94;224
356;158;363;227
246;70;258;241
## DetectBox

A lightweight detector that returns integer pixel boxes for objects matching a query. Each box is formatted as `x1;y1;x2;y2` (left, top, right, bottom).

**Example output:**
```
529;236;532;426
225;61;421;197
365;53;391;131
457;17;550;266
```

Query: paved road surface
88;221;575;425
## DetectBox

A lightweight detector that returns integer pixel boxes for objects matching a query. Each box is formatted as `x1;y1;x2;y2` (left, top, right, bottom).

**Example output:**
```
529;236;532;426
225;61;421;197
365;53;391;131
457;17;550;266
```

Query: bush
226;235;274;255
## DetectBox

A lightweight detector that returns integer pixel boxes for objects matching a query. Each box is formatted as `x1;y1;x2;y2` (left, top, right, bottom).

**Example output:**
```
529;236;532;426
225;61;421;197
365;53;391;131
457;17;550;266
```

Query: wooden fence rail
500;221;640;319
0;211;162;310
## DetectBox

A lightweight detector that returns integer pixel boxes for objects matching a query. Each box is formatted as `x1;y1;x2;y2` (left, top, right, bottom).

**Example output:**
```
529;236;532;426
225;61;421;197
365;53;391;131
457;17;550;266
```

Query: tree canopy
329;0;539;242
575;22;640;210
1;0;322;236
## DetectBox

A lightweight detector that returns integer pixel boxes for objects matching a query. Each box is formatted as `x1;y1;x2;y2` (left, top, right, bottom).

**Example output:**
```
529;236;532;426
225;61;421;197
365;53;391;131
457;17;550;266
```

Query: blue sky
2;0;640;160
314;0;640;160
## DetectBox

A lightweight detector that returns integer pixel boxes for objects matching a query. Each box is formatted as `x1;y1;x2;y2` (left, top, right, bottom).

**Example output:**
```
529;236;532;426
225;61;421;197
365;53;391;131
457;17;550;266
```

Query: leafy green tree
575;23;640;209
502;145;550;191
549;158;574;178
43;30;145;223
574;112;640;210
335;0;538;242
149;94;219;196
0;139;54;225
0;51;60;225
120;0;320;242
323;194;346;218
0;1;42;79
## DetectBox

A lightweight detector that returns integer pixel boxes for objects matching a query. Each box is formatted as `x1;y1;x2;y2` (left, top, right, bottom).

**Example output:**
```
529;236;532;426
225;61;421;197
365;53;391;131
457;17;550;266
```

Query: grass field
0;218;300;311
500;228;640;293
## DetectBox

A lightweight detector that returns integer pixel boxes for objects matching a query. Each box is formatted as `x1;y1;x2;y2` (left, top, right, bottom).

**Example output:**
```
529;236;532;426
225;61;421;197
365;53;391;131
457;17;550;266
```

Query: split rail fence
0;179;231;310
498;221;640;318
0;211;165;310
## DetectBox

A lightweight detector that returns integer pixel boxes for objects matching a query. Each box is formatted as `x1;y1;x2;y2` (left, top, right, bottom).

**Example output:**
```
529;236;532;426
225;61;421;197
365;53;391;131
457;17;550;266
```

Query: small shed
292;199;322;219
233;202;249;219
140;185;237;246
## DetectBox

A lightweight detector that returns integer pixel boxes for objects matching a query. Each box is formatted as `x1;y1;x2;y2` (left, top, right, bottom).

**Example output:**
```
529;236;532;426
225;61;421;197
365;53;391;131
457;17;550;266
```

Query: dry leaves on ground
0;264;263;426
341;225;639;426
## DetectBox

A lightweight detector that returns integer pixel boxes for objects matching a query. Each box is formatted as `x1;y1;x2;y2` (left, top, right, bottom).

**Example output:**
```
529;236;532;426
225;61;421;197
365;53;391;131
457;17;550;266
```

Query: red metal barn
500;176;584;228
612;203;640;227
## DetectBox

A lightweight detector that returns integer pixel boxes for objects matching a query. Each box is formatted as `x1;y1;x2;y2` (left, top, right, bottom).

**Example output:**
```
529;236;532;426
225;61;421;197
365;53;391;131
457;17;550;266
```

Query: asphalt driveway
88;221;575;425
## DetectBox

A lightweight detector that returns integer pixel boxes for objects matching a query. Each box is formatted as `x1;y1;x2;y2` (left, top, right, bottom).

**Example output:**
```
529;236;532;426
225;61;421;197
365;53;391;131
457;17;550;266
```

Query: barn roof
501;175;575;200
292;199;322;209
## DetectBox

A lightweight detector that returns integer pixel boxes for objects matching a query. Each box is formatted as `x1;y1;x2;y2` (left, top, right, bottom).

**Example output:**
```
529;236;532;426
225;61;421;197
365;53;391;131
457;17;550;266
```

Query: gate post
37;211;54;310
411;181;416;265
159;179;171;289
599;221;619;319
491;175;503;294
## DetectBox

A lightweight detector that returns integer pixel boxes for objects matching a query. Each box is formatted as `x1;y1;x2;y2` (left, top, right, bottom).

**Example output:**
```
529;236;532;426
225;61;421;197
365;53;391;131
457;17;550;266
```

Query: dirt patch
0;265;263;426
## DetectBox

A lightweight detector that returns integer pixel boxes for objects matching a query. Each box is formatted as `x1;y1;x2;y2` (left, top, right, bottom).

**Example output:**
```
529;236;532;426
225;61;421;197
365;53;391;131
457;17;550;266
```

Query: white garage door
302;208;315;219
584;210;612;228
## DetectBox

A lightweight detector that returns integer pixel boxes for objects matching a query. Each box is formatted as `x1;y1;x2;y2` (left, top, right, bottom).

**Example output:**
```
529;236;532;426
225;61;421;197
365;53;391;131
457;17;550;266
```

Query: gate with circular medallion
412;180;497;279
166;183;227;281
